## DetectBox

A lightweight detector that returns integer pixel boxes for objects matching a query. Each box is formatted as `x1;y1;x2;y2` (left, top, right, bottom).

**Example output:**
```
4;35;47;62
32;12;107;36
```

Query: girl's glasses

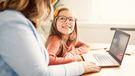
57;16;76;23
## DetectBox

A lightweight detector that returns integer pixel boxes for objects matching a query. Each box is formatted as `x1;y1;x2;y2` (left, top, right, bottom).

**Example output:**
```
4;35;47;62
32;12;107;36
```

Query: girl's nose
65;19;70;23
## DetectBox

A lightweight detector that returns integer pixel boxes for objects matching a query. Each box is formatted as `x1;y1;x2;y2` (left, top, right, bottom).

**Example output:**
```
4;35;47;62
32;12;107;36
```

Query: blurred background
40;0;135;45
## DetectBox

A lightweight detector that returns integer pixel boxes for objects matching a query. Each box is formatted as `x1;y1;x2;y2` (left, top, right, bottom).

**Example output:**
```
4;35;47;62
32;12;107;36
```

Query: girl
46;7;90;65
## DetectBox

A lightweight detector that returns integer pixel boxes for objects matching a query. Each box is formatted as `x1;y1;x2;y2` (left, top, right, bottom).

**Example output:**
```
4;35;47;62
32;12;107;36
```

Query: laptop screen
109;29;130;64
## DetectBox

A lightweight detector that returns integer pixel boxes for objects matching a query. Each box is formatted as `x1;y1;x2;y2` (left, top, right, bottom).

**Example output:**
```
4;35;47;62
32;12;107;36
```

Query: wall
78;24;135;45
63;0;91;23
63;0;135;24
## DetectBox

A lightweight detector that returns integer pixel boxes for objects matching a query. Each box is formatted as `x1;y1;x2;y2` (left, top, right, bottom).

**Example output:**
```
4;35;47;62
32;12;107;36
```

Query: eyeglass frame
56;15;77;23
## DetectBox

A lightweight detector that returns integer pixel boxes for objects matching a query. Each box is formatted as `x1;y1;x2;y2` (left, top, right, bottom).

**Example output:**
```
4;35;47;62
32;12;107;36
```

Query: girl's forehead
58;10;74;17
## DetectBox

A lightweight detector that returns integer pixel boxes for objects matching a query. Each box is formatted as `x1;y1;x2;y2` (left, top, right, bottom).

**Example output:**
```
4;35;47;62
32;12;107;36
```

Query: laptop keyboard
93;54;117;64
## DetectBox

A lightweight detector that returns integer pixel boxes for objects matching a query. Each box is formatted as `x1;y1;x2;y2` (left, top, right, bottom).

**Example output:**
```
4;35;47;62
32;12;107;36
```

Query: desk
82;43;135;76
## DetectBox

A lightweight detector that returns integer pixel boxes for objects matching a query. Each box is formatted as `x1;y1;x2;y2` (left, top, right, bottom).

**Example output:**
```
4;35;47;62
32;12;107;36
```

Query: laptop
84;29;130;67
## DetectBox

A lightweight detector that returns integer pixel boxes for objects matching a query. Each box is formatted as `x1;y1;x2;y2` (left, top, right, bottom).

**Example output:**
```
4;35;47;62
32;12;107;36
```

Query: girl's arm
47;36;81;65
65;40;90;56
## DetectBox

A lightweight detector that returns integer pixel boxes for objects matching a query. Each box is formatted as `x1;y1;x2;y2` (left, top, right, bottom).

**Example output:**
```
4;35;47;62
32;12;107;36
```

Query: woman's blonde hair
46;7;78;56
0;0;52;28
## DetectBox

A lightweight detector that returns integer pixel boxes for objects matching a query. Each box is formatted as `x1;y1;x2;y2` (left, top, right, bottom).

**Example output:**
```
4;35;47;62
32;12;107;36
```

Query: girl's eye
69;18;74;21
59;16;66;21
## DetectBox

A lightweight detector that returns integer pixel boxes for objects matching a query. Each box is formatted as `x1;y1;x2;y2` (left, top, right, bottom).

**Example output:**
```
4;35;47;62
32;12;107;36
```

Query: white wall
78;24;135;45
63;0;92;23
64;0;135;24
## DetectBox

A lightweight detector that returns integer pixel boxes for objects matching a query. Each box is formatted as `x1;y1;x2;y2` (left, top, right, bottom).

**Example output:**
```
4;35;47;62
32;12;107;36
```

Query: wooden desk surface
82;43;135;76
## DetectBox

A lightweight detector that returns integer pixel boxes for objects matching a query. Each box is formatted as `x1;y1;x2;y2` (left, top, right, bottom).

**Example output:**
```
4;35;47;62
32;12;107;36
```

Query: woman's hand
81;61;101;74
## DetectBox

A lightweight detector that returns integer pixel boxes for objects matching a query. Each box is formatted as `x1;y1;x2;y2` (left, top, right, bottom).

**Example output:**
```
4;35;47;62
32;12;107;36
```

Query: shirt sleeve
48;62;84;76
0;10;84;76
66;40;90;56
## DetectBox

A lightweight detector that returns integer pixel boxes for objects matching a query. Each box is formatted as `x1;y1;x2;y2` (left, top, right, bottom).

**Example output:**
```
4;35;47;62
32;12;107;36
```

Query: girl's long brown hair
46;7;78;56
0;0;52;28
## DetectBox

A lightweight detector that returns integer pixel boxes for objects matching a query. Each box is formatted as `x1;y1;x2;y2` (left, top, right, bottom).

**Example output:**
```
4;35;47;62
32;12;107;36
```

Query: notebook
86;29;130;67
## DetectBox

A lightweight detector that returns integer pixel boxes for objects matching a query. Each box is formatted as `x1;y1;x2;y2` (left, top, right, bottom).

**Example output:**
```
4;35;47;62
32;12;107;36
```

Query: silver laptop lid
109;29;130;64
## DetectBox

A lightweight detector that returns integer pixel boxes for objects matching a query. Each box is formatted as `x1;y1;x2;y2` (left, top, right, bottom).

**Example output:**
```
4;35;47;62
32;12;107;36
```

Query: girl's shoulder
48;35;61;41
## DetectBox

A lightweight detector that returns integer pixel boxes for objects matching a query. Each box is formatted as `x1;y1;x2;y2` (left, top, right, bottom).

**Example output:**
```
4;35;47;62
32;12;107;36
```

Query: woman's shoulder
0;10;29;24
0;10;34;30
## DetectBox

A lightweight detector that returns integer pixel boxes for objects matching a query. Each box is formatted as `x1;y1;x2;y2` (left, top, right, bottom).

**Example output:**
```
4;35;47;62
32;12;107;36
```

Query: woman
0;0;101;76
46;7;90;65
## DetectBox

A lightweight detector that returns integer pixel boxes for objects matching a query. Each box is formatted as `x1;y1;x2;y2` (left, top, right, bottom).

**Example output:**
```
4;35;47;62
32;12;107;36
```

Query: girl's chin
61;32;72;35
